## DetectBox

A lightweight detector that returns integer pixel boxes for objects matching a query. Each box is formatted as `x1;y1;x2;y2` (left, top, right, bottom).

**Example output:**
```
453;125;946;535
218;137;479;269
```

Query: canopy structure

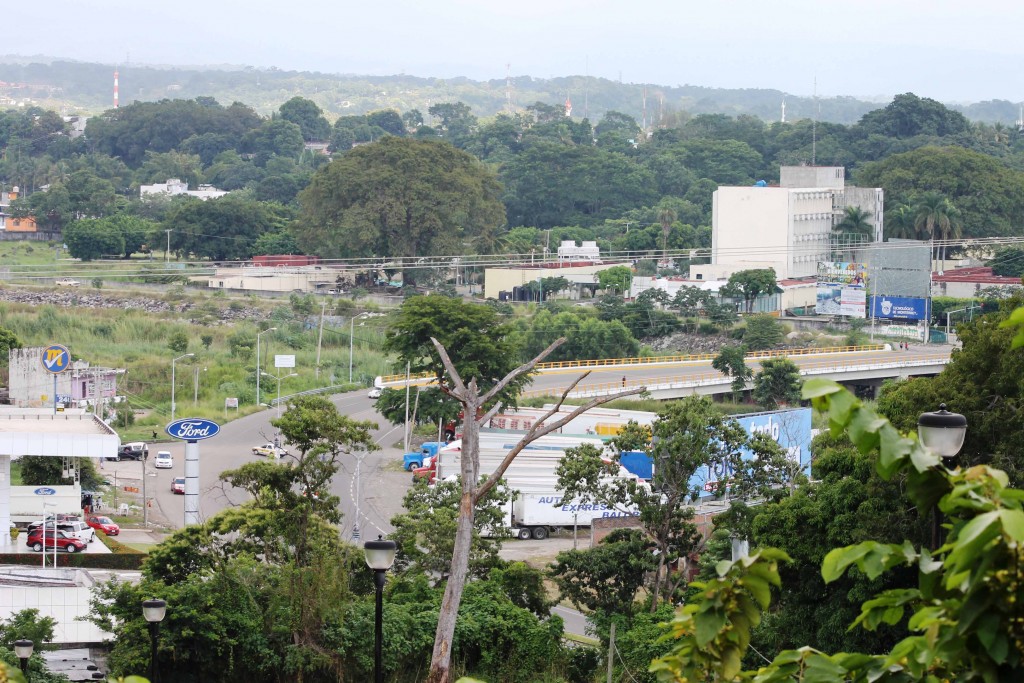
0;409;119;546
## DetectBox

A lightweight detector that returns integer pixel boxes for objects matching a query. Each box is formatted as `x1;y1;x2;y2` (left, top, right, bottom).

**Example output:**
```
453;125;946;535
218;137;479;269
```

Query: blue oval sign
166;418;221;441
33;487;56;496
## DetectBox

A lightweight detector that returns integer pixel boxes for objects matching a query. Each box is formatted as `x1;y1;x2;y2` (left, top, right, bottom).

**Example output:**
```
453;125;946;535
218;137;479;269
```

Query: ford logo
166;418;221;441
33;487;56;496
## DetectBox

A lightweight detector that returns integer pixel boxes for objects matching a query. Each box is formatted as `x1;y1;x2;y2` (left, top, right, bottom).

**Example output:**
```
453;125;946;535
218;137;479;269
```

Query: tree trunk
426;392;481;683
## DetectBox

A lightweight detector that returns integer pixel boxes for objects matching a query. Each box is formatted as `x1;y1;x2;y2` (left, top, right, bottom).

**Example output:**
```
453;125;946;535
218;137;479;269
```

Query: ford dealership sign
166;418;221;441
33;487;56;496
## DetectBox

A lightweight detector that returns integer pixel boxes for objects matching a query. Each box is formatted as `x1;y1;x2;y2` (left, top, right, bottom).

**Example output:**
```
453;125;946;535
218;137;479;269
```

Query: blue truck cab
402;442;444;471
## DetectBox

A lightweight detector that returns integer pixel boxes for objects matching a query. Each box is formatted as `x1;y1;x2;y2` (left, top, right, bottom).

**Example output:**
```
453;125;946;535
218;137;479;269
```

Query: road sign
165;418;221;441
41;344;71;374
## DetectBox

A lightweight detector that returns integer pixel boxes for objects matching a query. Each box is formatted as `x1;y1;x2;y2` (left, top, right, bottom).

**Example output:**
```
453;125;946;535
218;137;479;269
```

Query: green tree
856;92;971;138
550;528;656;627
913;190;961;265
596;265;632;294
62;218;125;261
752;357;802;409
557;397;787;610
834;205;874;239
720;268;780;314
712;345;752;400
296;137;505;283
278;96;331;142
742;313;784;350
19;456;102;490
164;195;282;261
0;327;22;368
0;608;56;650
167;331;189;354
989;247;1024;277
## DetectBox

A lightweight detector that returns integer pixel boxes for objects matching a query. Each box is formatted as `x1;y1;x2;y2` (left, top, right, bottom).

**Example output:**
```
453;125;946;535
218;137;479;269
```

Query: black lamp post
918;403;967;549
364;535;397;683
142;598;167;683
14;639;33;676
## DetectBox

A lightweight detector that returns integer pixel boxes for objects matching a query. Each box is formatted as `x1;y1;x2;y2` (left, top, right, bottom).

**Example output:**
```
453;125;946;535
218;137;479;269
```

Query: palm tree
913;191;956;269
835;206;874;240
935;203;963;271
657;206;677;261
885;204;917;240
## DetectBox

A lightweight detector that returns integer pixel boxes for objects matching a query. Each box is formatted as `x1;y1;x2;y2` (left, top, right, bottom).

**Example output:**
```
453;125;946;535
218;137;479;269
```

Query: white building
557;240;601;263
690;166;883;282
139;178;228;201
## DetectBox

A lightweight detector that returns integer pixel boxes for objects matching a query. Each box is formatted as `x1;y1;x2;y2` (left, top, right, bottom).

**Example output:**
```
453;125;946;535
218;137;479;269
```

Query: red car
171;477;185;495
85;515;120;536
26;529;86;553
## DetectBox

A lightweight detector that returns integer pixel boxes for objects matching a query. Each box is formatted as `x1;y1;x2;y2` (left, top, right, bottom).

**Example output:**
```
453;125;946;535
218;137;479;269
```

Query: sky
10;0;1024;103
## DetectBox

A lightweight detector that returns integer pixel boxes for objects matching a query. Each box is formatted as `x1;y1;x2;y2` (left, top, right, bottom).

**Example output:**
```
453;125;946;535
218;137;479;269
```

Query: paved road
148;391;411;537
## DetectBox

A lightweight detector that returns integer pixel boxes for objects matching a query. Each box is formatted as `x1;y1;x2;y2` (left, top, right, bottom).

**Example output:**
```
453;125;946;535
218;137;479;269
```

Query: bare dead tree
425;337;645;683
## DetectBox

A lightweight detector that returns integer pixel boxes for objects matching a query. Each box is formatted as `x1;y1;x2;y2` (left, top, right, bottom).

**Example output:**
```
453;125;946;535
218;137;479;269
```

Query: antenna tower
781;97;786;123
113;69;119;108
505;63;513;114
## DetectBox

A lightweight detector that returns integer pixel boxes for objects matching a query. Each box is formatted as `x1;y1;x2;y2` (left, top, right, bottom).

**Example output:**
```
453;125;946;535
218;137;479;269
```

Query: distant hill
0;56;1019;126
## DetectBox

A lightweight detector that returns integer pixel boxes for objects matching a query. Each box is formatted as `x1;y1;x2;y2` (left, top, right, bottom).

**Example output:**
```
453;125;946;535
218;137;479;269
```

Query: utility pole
164;229;172;264
315;301;326;379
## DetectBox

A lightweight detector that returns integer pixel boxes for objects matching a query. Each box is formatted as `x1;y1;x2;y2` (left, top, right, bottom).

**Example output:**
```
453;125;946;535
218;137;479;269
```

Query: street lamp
918;403;967;549
349;313;372;383
14;639;33;674
262;371;297;418
364;535;397;683
142;598;167;683
170;353;194;423
255;327;278;408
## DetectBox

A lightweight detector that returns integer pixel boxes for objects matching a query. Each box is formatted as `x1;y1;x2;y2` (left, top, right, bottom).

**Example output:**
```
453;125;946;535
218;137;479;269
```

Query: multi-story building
691;166;883;282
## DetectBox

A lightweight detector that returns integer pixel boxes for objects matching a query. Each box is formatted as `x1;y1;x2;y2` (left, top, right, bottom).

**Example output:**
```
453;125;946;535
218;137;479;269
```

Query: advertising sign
869;296;930;321
41;344;71;374
274;354;296;368
816;262;868;318
166;418;221;441
687;408;813;498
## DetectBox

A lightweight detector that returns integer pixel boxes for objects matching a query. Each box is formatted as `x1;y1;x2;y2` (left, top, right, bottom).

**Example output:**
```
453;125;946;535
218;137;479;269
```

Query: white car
154;451;173;469
368;387;382;399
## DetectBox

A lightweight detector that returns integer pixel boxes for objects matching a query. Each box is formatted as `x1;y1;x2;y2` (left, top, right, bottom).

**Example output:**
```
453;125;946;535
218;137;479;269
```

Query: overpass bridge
377;344;953;400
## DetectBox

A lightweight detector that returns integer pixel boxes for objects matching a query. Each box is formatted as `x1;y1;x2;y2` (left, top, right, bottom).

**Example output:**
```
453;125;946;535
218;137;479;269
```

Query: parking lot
5;531;111;555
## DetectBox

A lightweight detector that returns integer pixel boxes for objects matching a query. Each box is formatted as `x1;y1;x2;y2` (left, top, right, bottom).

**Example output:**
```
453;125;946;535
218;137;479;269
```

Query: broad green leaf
743;574;772;610
827;389;859;429
801;378;843;399
694;608;727;647
801;652;849;682
822;543;872;582
877;423;912;479
847;408;886;454
998;508;1024;541
721;645;742;680
908;443;941;473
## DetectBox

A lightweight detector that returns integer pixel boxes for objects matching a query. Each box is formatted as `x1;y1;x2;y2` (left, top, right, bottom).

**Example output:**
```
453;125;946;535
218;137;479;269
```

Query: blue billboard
687;408;813;498
869;296;930;321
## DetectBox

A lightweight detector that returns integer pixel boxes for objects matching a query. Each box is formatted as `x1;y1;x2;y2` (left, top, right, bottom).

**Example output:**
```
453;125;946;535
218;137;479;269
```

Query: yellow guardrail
519;352;951;398
377;345;887;384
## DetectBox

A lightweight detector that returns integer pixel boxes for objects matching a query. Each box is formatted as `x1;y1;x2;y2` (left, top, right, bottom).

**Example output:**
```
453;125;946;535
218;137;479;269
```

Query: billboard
687;408;813;498
816;262;867;317
869;296;930;321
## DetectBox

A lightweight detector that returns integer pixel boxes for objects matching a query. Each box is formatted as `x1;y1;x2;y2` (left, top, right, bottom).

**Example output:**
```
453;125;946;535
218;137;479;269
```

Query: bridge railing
377;344;888;385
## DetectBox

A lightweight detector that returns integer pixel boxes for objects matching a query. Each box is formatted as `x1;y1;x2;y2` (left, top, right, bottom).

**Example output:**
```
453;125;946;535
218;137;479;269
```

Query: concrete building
557;240;601;263
630;275;814;314
140;178;228;200
8;348;123;409
931;267;1023;298
691;166;883;282
484;262;620;300
203;264;342;293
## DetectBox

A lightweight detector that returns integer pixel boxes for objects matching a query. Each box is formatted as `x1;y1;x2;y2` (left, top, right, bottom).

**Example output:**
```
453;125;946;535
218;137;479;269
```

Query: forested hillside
4;57;1022;125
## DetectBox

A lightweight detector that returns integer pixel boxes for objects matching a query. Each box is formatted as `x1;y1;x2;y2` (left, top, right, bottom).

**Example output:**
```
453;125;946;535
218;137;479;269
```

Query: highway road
147;391;410;538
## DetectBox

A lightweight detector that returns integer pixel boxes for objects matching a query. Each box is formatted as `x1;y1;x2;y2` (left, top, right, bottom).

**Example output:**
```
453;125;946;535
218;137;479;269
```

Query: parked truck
507;492;638;540
403;441;445;472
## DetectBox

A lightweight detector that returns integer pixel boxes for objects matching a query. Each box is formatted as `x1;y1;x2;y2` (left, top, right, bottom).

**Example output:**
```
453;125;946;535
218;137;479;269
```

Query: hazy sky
12;0;1024;102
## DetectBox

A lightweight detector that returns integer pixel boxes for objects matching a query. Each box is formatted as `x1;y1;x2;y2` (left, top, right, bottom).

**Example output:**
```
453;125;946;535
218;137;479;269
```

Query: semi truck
403;441;445;471
506;492;638;540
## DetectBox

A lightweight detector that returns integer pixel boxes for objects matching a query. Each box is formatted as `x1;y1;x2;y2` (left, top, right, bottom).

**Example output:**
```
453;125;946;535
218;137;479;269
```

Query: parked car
252;442;287;458
154;451;173;469
171;477;185;494
56;521;95;544
55;278;81;287
25;529;86;553
368;387;382;399
85;515;120;536
106;441;148;462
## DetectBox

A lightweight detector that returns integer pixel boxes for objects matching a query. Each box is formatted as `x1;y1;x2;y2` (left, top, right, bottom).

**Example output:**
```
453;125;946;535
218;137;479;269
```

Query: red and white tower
113;70;119;108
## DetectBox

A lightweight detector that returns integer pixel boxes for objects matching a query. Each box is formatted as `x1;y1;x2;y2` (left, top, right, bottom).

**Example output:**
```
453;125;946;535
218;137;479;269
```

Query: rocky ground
0;287;267;323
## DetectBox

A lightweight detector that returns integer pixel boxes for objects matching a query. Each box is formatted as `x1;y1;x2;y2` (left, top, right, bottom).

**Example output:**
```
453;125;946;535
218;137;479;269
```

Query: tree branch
479;337;567;405
430;336;467;398
474;380;646;501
